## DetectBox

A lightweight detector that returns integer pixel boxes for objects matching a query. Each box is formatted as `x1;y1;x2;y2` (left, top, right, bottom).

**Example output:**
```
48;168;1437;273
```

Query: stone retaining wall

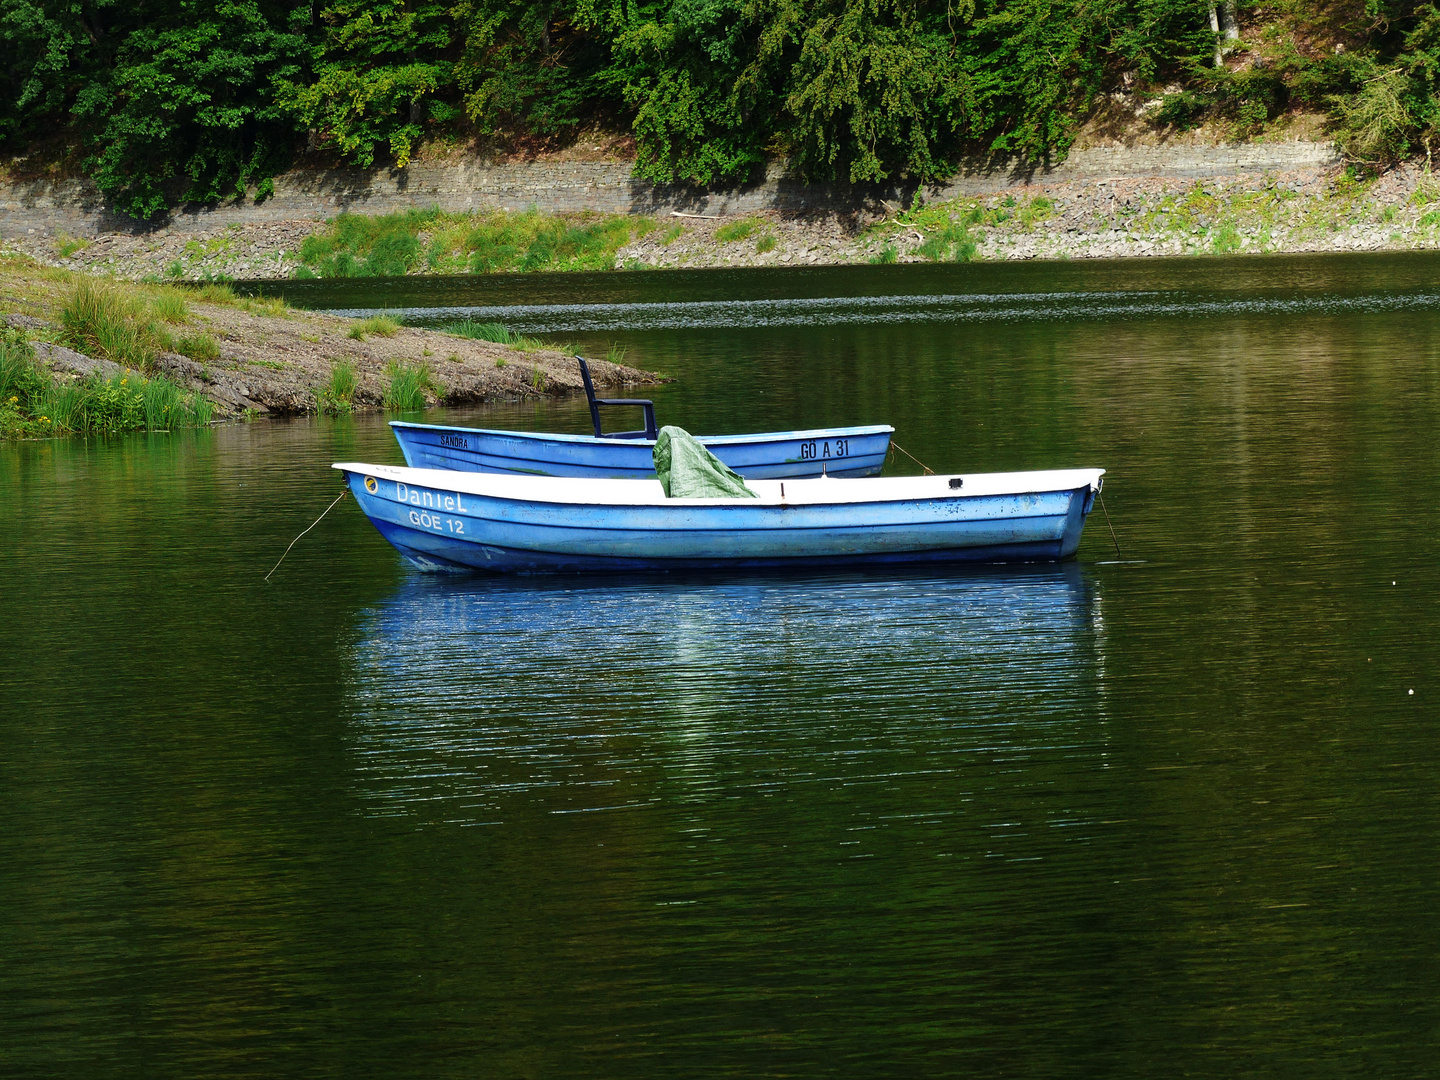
0;141;1339;239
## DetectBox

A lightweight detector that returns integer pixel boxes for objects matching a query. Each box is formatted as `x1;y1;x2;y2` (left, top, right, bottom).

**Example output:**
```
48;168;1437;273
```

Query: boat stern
1059;473;1104;559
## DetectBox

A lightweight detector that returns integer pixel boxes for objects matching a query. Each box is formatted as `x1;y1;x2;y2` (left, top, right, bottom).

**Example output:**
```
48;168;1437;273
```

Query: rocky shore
1;259;655;419
5;160;1440;281
6;151;1439;428
619;163;1440;267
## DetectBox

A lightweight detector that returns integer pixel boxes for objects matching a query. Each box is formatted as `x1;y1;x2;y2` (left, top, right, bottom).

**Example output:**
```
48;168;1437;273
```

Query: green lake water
3;253;1438;1077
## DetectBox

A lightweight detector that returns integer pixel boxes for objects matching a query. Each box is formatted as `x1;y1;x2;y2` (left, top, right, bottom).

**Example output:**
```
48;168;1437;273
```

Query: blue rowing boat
391;354;893;478
390;421;895;479
333;463;1105;573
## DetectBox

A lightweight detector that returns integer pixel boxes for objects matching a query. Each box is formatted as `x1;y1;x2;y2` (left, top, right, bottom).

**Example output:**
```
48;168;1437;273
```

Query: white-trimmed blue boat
333;463;1106;573
390;421;895;479
390;355;893;479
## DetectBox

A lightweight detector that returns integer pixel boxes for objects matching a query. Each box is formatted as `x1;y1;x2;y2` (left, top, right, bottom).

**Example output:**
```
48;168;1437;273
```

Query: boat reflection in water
343;567;1110;828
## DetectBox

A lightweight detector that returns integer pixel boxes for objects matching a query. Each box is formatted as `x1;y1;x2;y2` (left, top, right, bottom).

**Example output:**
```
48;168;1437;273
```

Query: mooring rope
888;440;936;475
1098;490;1122;558
265;489;348;582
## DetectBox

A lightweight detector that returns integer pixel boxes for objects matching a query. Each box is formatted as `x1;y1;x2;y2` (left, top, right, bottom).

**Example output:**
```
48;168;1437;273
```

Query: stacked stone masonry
0;142;1339;239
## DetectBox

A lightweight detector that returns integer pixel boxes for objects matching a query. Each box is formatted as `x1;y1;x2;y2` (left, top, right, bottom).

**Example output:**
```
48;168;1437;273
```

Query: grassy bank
294;207;659;278
266;165;1440;274
58;276;284;367
865;170;1434;260
0;252;658;423
1;331;213;438
23;159;1440;282
2;270;272;436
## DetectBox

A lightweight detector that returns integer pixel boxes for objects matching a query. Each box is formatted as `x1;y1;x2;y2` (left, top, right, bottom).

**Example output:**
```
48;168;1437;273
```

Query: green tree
779;0;964;183
605;0;792;183
77;0;310;219
455;0;620;139
275;0;457;168
0;0;100;144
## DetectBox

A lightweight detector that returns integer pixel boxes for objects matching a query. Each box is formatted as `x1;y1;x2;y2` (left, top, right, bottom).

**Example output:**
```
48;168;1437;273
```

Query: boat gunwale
388;420;897;446
333;462;1105;511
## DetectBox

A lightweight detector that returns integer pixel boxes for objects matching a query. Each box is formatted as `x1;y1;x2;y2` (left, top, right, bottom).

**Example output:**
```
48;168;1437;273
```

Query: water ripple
344;569;1107;825
328;289;1440;331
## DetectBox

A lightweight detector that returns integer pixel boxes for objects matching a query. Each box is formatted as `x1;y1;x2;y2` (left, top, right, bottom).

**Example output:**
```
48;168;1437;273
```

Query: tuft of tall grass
173;333;220;361
442;319;515;343
238;294;288;318
319;361;358;413
347;315;402;340
150;289;191;324
2;331;213;438
1;334;46;402
60;278;162;370
716;218;761;243
440;319;547;352
55;231;91;258
189;282;238;304
1210;222;1243;254
1018;196;1054;228
300;209;437;277
915;223;977;263
37;379;90;430
382;360;433;411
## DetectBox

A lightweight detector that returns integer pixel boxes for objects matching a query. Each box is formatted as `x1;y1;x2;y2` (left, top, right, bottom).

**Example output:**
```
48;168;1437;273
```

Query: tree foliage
275;0;457;168
8;0;1440;216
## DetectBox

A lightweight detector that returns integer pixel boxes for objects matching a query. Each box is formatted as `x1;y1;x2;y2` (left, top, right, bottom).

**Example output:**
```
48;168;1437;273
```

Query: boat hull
336;465;1102;574
390;421;894;479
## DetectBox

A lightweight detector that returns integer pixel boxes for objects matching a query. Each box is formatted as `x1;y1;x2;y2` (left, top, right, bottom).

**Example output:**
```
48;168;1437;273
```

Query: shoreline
0;258;657;428
6;156;1438;430
5;162;1440;279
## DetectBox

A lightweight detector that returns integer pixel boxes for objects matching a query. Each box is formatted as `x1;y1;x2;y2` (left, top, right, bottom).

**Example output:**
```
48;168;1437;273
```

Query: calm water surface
3;254;1438;1077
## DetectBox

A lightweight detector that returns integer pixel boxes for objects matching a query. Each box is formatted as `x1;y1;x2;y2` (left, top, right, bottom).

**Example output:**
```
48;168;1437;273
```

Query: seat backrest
576;356;604;437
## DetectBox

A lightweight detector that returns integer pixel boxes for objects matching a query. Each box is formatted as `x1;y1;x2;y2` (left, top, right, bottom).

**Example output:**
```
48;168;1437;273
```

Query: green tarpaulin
653;426;758;499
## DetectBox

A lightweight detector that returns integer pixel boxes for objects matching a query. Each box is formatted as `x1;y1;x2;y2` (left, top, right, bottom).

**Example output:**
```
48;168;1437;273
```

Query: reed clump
347;315;402;340
319;361;358;413
382;360;434;411
439;318;547;352
149;288;191;324
60;278;166;370
1;331;213;438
